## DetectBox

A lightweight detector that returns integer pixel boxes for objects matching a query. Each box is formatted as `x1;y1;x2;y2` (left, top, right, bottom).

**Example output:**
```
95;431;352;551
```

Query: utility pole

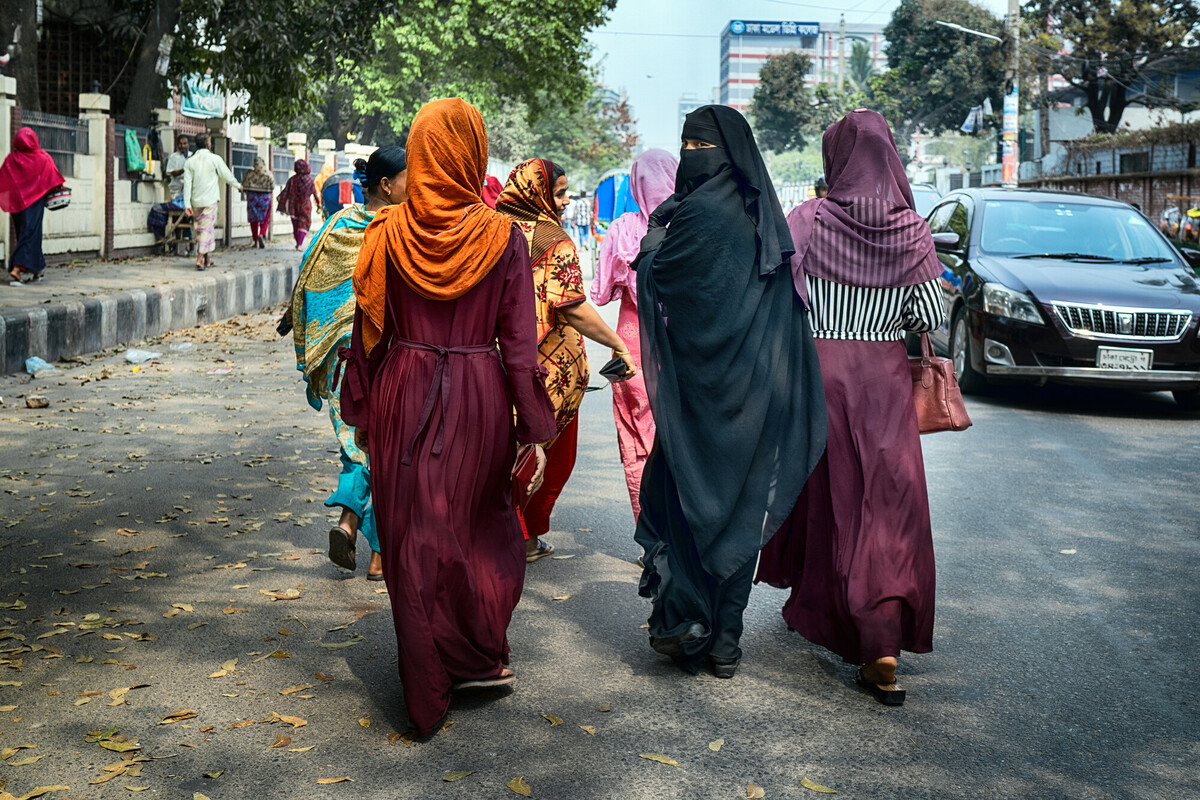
1001;0;1020;187
838;15;846;91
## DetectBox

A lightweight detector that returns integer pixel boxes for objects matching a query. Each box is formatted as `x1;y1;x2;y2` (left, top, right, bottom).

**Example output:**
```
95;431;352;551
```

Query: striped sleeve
900;278;945;333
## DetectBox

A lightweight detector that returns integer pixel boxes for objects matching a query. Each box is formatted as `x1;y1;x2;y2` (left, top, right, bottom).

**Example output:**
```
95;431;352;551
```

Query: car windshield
912;187;940;217
979;200;1179;264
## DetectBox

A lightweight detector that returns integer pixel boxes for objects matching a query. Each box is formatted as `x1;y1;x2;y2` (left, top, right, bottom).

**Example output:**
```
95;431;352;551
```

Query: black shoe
328;527;356;571
708;655;740;679
650;622;705;657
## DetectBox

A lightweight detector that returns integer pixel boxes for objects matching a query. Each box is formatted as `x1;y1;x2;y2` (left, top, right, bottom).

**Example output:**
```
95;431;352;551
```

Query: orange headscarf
353;98;514;355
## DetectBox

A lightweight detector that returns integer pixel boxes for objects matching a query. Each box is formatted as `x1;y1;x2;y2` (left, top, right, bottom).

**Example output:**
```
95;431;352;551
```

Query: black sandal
856;668;906;706
328;527;356;571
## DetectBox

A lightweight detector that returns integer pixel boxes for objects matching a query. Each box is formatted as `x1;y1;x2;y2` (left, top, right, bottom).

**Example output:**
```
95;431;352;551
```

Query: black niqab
632;105;827;657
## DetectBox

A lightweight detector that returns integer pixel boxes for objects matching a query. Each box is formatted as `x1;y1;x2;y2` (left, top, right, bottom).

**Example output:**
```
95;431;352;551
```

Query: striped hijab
787;110;940;305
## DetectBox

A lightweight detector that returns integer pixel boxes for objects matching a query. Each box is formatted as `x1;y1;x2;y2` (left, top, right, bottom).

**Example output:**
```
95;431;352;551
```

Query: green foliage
1024;0;1200;132
750;52;867;153
875;0;1005;144
848;41;877;93
768;147;824;184
490;91;639;189
282;0;616;148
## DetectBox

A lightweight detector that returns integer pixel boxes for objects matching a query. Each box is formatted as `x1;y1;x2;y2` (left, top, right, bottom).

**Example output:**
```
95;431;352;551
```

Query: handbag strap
921;331;934;360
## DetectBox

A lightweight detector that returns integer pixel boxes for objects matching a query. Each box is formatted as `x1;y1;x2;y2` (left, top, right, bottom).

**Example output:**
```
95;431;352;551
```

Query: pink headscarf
480;175;503;209
0;128;65;214
787;110;940;304
590;148;679;305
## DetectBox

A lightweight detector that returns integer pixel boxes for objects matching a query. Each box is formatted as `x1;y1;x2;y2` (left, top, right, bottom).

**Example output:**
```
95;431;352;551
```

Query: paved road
0;307;1196;800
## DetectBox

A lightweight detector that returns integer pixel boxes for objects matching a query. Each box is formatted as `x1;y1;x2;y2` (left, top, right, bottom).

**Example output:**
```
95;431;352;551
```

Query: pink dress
589;149;678;520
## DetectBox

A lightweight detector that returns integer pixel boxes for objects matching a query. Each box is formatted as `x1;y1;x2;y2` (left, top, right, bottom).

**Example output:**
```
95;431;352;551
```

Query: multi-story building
678;92;705;130
719;19;888;111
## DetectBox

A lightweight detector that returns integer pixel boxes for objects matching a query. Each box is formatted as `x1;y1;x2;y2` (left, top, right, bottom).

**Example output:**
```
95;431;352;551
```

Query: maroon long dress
348;226;556;735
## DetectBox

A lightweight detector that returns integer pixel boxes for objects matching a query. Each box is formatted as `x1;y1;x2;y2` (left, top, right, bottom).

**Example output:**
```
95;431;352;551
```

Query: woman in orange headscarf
340;98;556;736
496;159;636;561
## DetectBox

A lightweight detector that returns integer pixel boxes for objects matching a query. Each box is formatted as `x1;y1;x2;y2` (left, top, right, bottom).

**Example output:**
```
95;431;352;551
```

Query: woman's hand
354;428;369;454
529;445;547;496
614;349;638;381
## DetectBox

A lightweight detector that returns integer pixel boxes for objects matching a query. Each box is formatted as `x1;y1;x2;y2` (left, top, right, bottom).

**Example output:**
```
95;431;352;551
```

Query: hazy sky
588;0;1012;152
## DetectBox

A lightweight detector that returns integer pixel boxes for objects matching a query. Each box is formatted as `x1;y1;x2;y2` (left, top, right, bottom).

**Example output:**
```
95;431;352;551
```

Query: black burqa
633;105;827;669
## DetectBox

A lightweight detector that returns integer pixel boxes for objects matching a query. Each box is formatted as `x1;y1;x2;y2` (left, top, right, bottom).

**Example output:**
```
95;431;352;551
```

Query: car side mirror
1182;248;1200;272
932;232;961;251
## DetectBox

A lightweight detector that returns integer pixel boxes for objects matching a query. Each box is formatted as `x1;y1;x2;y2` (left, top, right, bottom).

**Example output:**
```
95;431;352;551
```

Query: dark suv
923;187;1200;408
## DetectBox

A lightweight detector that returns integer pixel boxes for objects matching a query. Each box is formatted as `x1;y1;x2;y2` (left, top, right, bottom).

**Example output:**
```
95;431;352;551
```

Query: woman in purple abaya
757;110;946;706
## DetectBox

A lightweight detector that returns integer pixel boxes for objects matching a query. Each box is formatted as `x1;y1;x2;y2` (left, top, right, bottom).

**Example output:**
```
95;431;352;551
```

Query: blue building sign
727;20;820;37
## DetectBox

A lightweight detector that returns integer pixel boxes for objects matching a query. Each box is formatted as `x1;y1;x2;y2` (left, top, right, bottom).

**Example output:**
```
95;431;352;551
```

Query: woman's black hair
550;161;566;185
355;145;407;190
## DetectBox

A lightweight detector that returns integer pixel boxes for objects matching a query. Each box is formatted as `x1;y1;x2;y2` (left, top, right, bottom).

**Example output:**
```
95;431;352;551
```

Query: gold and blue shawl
292;204;373;410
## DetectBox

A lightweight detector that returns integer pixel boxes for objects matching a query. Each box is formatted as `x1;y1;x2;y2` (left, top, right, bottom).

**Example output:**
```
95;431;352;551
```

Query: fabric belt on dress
395;337;498;466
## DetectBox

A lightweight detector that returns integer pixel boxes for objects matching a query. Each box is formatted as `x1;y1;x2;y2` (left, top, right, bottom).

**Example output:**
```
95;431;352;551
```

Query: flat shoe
452;674;516;691
525;540;554;563
856;667;906;706
366;571;385;582
328;527;356;571
708;655;740;679
650;621;706;657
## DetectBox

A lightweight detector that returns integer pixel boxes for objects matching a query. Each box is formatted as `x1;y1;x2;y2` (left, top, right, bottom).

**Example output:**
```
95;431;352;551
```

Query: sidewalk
1;240;300;373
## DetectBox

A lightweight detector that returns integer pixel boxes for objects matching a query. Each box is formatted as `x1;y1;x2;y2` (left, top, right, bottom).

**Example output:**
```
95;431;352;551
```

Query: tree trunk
3;0;41;111
123;0;182;126
358;111;381;145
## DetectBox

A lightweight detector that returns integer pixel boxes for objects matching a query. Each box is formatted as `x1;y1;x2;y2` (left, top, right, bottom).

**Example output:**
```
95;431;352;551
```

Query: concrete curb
1;261;297;374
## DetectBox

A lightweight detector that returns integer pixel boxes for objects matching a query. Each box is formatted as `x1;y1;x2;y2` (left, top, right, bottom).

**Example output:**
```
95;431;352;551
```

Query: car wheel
1172;388;1200;411
950;312;987;394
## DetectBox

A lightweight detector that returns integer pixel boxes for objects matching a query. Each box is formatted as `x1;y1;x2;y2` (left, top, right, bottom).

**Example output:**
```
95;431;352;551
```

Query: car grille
1051;303;1192;341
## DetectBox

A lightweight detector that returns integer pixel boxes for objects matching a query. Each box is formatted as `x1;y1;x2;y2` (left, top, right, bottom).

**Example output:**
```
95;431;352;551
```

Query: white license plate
1096;347;1153;370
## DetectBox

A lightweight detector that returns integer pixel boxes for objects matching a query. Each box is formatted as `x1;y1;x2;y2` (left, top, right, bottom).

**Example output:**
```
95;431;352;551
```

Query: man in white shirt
183;133;241;270
165;134;189;202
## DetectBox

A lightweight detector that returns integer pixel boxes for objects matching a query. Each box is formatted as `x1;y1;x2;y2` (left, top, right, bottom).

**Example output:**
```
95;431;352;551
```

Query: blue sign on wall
727;20;820;37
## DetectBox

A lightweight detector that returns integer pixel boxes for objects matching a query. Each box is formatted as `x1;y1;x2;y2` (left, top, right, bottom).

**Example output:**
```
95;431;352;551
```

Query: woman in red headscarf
279;159;319;250
0;128;65;284
342;98;556;736
757;110;946;706
495;158;636;561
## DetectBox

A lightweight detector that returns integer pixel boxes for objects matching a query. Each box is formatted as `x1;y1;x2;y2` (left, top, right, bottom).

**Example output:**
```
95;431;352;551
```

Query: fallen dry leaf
747;784;766;799
316;777;353;784
596;703;611;712
358;718;370;728
320;636;364;650
387;732;402;745
443;771;475;782
222;606;248;615
7;787;71;800
551;595;571;601
579;725;596;736
271;734;292;748
709;738;725;752
9;755;46;766
208;658;238;679
160;709;198;725
203;770;223;779
124;786;150;792
279;684;314;696
289;746;315;753
506;776;532;797
639;753;680;767
541;714;564;726
314;672;334;682
2;744;36;760
800;776;837;794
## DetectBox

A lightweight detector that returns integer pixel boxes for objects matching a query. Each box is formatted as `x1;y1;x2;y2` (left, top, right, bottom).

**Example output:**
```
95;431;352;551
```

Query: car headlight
983;283;1044;324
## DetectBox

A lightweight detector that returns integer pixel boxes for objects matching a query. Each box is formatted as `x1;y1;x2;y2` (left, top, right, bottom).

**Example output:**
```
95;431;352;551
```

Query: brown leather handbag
909;332;972;434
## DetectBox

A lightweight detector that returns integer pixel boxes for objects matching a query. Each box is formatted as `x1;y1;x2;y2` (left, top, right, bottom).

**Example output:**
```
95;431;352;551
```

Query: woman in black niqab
632;105;827;677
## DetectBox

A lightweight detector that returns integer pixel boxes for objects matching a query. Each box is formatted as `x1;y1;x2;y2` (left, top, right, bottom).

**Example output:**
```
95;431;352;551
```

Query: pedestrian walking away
496;159;637;562
183;133;241;270
291;145;408;582
340;98;555;736
279;159;320;250
242;156;275;248
0;127;66;285
757;109;946;706
633;105;826;679
590;148;678;521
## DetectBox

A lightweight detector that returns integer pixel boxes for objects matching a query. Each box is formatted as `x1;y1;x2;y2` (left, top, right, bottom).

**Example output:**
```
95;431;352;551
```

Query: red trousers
250;219;267;241
521;414;579;540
